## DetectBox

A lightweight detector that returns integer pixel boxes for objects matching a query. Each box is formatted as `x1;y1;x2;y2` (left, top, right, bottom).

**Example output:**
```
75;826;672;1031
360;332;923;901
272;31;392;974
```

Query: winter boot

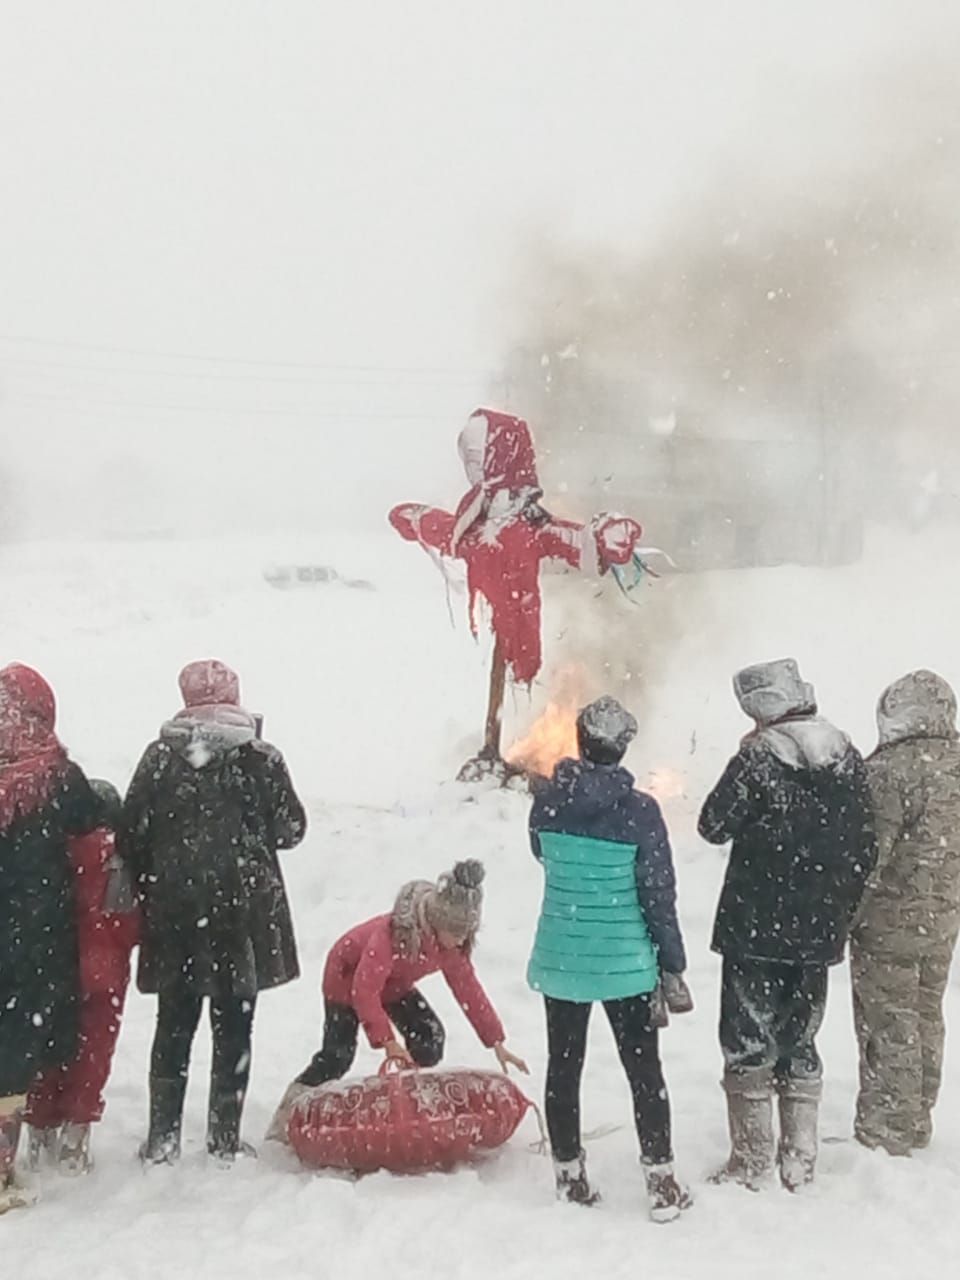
27;1126;60;1172
207;1090;256;1163
554;1153;601;1206
711;1069;775;1189
777;1078;821;1191
0;1180;35;1214
854;1125;912;1157
913;1109;933;1150
59;1122;93;1176
644;1163;693;1224
0;1106;34;1214
140;1077;187;1166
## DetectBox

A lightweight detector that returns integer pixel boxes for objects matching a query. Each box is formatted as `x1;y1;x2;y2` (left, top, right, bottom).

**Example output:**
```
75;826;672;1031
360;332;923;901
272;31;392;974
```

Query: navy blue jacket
529;757;687;975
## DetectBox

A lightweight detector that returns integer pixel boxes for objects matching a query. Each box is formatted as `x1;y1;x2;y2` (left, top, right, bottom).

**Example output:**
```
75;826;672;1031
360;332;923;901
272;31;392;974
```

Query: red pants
26;988;127;1128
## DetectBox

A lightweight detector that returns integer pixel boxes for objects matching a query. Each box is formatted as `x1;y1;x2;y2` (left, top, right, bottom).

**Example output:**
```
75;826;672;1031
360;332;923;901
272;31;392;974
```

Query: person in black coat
698;658;875;1191
123;660;306;1164
0;664;101;1210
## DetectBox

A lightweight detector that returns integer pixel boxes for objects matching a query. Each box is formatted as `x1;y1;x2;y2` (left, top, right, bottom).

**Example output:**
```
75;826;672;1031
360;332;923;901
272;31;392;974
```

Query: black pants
151;983;256;1102
297;991;445;1087
544;994;672;1167
720;958;828;1081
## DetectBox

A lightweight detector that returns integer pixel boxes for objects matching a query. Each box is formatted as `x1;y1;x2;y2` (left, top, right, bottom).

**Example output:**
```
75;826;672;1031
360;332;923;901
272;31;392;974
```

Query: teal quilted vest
527;831;659;1002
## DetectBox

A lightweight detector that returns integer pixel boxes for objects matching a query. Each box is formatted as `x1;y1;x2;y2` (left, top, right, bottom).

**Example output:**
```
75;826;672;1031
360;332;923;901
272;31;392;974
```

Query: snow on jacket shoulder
529;757;687;977
122;723;306;999
322;914;505;1050
699;715;877;964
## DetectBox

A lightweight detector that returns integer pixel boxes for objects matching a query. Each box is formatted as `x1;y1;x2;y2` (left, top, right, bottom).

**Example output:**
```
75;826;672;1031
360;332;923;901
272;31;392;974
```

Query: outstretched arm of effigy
537;512;645;575
388;503;458;556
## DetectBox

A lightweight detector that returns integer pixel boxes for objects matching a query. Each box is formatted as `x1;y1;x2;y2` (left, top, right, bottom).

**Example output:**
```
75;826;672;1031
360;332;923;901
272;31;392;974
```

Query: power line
0;333;493;378
1;335;942;384
3;390;455;420
0;355;491;388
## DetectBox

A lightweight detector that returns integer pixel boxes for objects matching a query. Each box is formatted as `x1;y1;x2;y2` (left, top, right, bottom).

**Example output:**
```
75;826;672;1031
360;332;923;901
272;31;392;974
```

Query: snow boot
266;1079;311;1143
777;1078;821;1191
27;1126;60;1172
644;1163;693;1224
554;1153;601;1206
59;1122;93;1176
0;1179;36;1214
913;1109;933;1150
711;1069;775;1189
854;1124;912;1157
207;1090;255;1163
0;1107;34;1214
207;1028;255;1162
140;1076;187;1166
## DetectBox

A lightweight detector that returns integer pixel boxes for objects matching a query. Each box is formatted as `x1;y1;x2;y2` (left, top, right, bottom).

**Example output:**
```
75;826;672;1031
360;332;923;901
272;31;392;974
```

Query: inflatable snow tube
287;1063;535;1174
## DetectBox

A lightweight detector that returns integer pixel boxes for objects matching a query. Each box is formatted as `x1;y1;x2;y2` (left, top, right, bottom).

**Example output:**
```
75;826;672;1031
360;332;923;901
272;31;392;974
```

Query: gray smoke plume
501;51;960;530
498;50;960;750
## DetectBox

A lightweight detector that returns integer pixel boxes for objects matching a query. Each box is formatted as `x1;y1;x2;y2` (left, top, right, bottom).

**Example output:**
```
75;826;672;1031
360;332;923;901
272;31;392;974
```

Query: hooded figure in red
0;664;102;1208
0;663;68;831
25;777;140;1176
390;408;647;700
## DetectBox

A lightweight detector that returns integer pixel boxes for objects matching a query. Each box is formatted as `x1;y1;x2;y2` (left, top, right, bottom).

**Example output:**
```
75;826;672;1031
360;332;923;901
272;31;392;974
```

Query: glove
649;985;669;1030
662;972;694;1015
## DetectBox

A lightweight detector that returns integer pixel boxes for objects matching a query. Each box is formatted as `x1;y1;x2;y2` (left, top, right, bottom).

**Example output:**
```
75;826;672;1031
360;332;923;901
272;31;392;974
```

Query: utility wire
0;333;493;377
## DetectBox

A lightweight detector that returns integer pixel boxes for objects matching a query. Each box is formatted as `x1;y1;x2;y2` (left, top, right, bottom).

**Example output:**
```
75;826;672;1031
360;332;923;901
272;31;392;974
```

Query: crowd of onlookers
1;654;957;1224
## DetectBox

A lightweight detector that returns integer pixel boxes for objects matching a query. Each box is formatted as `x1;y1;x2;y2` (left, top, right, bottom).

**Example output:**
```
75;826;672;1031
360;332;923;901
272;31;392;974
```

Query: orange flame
507;669;688;797
507;667;588;778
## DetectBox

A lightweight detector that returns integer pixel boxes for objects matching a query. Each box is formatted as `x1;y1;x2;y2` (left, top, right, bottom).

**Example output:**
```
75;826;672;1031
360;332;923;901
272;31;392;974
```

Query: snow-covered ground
2;526;959;1278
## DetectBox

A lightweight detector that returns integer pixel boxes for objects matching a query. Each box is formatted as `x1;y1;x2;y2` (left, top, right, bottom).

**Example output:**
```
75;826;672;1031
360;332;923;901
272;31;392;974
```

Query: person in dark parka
0;664;101;1211
698;658;875;1191
123;660;306;1164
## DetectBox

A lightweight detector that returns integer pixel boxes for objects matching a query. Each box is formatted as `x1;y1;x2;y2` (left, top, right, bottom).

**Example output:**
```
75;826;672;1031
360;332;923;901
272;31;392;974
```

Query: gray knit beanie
424;859;485;942
392;860;486;956
577;695;638;763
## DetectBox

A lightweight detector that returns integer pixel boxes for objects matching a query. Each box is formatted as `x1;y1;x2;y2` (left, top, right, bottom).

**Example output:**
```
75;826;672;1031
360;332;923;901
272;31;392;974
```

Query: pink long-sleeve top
322;914;505;1049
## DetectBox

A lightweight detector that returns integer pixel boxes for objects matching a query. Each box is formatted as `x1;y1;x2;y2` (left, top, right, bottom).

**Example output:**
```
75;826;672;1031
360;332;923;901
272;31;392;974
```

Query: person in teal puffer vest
528;696;693;1222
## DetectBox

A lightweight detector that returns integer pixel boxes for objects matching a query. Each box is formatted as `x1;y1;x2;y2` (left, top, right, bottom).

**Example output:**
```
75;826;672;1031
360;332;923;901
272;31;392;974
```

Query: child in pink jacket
26;781;139;1174
270;860;526;1136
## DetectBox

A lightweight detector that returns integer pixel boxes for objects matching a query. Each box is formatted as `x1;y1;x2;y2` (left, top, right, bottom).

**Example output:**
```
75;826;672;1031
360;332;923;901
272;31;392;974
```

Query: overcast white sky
0;1;955;535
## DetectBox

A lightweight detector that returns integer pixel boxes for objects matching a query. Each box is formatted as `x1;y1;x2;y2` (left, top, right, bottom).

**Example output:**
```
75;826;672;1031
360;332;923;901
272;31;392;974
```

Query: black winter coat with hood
0;764;101;1094
700;693;876;966
123;711;307;999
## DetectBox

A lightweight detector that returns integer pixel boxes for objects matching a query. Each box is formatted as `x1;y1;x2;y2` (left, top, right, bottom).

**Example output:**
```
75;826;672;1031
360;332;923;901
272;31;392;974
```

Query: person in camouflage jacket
851;670;960;1155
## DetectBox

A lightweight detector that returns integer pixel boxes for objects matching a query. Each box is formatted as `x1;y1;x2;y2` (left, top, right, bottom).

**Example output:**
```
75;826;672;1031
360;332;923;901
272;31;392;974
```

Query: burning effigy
389;408;657;780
